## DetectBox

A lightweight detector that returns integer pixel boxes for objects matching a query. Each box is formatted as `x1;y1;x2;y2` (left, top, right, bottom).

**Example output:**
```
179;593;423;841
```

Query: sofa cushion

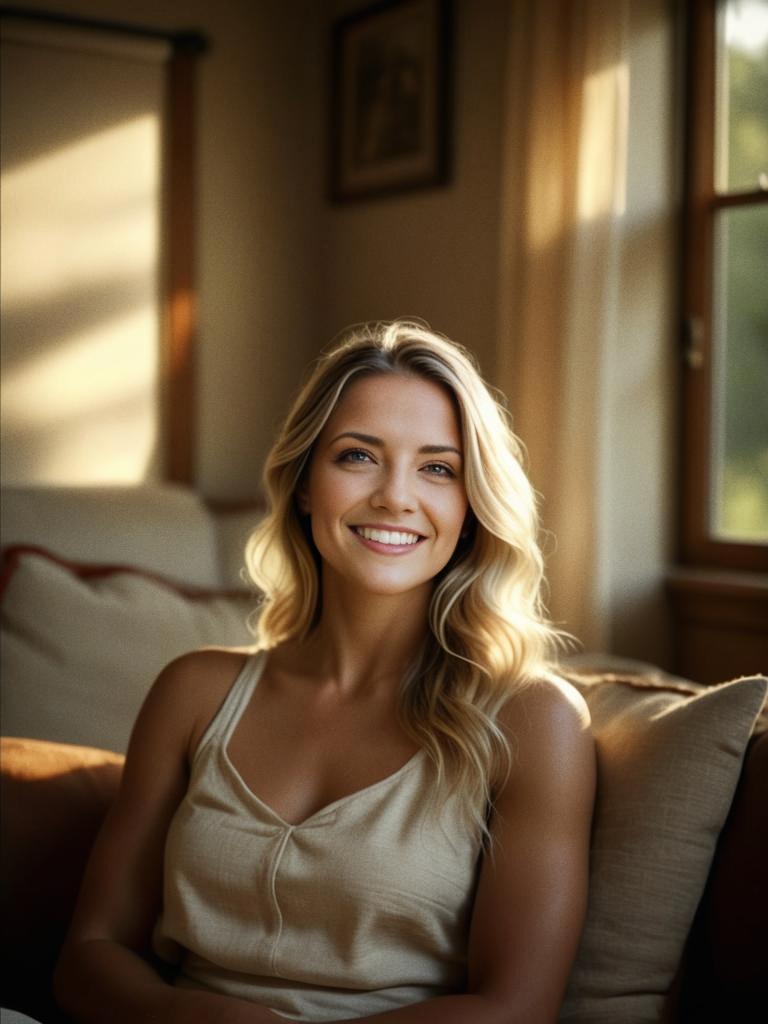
0;737;124;1024
0;484;226;587
0;546;256;753
559;672;767;1024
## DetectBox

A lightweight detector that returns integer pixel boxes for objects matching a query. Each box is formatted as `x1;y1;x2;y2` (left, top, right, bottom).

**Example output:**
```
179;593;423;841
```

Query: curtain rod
0;4;209;53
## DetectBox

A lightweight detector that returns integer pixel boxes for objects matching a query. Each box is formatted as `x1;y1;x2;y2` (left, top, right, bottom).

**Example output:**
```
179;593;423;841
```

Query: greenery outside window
681;0;768;571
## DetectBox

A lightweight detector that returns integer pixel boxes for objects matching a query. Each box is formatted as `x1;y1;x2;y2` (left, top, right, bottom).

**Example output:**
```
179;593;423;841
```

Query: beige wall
319;0;510;376
3;0;324;500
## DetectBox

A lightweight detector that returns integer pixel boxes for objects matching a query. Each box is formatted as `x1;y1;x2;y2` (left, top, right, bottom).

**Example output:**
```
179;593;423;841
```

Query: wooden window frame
680;0;768;572
165;33;205;484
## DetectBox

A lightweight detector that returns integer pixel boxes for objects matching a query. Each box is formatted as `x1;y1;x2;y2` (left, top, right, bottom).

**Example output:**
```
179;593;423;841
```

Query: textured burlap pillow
0;546;256;753
559;672;767;1023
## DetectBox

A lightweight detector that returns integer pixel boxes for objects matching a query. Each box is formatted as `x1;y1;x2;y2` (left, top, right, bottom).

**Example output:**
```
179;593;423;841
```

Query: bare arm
54;650;283;1024
325;676;596;1024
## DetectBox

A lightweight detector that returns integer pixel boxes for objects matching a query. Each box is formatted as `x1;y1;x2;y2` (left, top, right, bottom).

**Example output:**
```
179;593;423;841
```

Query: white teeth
355;527;421;546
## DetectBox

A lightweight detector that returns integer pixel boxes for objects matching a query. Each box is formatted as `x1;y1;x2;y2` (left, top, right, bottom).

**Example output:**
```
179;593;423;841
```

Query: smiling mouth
351;526;425;547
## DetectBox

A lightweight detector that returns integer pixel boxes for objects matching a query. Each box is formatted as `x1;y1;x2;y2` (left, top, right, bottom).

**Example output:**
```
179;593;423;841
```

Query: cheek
304;469;364;543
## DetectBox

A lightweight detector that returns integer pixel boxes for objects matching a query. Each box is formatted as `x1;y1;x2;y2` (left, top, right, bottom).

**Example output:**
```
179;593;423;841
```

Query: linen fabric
153;651;483;1022
559;672;767;1024
0;546;254;753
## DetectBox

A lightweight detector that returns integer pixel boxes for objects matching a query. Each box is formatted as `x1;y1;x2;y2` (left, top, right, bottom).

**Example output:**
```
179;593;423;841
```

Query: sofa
1;484;766;1024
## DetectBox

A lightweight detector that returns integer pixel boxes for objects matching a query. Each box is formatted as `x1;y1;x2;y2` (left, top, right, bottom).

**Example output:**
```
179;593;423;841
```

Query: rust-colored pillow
0;737;124;1022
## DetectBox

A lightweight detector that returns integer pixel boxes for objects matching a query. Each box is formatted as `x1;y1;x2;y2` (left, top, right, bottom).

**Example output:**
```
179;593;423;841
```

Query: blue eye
337;448;373;464
423;463;456;478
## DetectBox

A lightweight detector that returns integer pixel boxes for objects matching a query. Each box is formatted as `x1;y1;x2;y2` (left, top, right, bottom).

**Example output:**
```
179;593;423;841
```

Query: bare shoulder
133;646;254;760
501;672;591;743
152;645;252;693
494;673;595;808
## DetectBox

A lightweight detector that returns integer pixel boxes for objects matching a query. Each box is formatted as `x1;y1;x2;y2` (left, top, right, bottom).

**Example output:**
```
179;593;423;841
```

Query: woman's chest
226;683;421;827
161;752;482;994
170;742;481;916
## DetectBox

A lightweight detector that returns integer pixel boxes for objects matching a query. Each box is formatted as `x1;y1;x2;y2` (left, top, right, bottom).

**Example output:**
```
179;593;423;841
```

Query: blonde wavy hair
246;320;562;839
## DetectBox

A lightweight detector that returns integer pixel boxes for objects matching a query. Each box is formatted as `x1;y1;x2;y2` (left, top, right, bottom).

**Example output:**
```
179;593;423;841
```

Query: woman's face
300;372;469;601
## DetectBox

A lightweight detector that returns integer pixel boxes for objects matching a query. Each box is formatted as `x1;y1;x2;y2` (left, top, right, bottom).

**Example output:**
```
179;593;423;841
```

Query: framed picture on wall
330;0;452;201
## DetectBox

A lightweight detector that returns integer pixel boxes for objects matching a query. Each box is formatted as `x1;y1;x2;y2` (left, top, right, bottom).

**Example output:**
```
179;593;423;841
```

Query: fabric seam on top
269;824;294;978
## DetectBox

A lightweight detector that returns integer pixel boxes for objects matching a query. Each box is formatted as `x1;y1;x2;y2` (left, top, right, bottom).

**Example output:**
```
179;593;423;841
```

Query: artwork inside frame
330;0;452;202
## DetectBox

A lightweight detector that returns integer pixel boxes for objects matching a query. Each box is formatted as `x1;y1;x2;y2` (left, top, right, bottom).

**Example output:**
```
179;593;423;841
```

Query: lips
350;526;425;547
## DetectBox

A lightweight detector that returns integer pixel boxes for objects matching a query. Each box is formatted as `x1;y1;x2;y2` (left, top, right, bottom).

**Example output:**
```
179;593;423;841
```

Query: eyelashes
336;448;372;464
335;448;457;479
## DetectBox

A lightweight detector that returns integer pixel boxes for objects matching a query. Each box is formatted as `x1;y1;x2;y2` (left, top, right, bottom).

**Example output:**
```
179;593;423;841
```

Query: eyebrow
329;431;462;458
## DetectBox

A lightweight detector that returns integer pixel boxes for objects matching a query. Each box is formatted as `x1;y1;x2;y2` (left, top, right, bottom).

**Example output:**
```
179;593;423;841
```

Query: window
681;0;768;571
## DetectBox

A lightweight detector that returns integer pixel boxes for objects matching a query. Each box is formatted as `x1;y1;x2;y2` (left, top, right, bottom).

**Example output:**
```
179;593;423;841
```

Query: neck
294;578;433;696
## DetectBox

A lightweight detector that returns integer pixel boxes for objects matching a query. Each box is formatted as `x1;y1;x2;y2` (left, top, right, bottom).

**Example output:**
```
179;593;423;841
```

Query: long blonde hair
246;320;562;839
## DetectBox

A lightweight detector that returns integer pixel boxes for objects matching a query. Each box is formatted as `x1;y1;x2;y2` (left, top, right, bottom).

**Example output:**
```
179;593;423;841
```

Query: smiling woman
296;373;469;603
54;320;596;1024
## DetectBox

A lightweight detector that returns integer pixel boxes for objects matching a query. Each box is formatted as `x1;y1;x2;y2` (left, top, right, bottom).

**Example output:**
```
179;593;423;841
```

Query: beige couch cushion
559;672;767;1024
0;547;256;753
0;484;225;587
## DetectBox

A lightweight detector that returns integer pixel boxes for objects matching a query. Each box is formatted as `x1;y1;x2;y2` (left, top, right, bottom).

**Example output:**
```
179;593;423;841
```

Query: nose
371;463;416;513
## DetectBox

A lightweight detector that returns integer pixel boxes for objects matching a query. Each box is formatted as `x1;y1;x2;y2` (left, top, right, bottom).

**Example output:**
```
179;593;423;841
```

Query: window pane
711;203;768;541
716;0;768;193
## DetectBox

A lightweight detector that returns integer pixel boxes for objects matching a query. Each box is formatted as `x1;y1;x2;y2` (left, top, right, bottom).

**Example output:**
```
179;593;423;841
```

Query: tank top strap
196;648;269;756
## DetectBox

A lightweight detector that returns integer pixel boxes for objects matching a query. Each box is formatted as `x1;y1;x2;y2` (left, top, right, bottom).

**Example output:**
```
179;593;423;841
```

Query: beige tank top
153;650;483;1022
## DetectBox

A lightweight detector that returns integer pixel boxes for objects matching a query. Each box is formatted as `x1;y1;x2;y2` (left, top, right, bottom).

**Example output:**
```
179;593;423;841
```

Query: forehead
322;372;462;445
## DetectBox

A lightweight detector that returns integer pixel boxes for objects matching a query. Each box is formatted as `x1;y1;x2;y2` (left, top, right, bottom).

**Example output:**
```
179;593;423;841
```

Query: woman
55;320;595;1023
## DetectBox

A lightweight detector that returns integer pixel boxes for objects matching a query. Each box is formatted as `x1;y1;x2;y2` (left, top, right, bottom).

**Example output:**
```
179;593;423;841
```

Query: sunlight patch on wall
3;309;157;425
0;27;165;485
577;62;628;223
3;115;161;303
2;307;158;483
523;59;629;256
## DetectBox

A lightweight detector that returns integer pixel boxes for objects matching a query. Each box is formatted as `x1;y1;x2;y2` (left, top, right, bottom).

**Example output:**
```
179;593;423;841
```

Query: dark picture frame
330;0;452;201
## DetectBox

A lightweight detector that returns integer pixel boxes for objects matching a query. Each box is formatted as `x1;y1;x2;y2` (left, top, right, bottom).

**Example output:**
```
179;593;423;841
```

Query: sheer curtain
496;0;630;651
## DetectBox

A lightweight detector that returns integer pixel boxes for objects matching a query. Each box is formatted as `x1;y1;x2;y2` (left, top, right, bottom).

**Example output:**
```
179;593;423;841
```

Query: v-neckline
220;650;425;829
222;742;426;829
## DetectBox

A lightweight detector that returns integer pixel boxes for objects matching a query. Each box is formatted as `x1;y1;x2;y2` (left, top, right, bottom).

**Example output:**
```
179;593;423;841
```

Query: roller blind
1;20;169;484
